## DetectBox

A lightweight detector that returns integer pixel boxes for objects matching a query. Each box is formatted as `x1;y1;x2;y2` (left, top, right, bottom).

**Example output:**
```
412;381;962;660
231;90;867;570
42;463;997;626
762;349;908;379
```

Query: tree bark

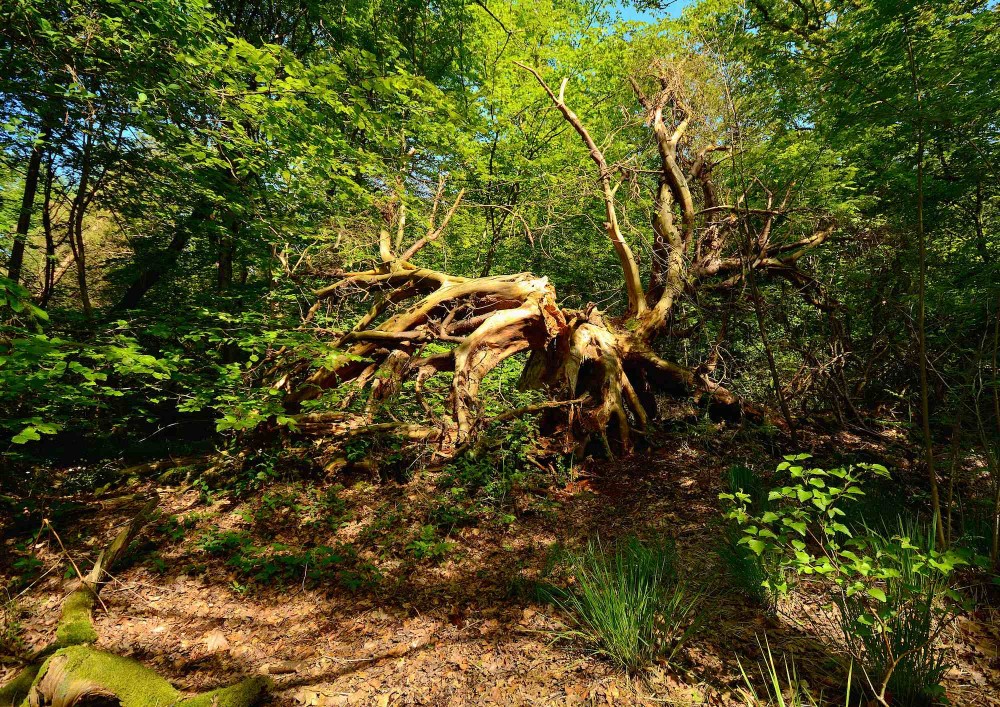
113;200;211;311
6;124;50;284
906;27;946;547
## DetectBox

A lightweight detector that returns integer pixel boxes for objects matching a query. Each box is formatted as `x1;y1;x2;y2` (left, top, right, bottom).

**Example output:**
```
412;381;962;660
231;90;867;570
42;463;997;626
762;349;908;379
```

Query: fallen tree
0;496;269;706
279;63;835;457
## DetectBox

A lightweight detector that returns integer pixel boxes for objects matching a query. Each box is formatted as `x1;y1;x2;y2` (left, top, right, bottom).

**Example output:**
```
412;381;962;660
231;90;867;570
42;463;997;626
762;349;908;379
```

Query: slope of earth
2;426;999;705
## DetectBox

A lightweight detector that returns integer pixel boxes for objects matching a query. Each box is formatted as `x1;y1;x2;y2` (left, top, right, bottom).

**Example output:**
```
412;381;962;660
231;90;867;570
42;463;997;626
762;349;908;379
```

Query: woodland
1;0;999;704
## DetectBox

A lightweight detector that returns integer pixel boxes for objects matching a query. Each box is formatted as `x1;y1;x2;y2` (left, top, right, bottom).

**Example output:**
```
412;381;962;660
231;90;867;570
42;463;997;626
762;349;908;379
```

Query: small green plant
198;529;252;555
10;549;42;588
156;513;200;543
304;484;350;529
549;536;701;672
1;597;26;660
146;552;169;575
737;636;852;706
723;455;968;705
407;525;454;561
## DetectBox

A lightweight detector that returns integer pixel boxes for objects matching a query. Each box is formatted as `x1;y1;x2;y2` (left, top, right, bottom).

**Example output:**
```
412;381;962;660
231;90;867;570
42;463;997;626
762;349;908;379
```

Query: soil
3;425;999;705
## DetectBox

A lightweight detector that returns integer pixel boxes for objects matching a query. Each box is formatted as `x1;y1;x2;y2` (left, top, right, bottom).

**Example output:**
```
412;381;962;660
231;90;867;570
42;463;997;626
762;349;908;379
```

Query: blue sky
614;0;693;22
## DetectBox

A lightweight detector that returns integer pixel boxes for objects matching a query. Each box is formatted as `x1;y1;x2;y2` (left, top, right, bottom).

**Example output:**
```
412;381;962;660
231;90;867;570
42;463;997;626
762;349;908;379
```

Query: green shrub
838;518;952;706
550;537;701;672
723;455;968;706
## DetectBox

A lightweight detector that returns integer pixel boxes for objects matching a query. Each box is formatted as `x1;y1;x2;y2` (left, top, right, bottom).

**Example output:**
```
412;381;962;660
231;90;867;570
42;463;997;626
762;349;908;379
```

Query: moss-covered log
0;496;269;707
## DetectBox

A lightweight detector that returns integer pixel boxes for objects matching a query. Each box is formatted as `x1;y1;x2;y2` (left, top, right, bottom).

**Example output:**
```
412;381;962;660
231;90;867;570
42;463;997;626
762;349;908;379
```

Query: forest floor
3;424;1000;706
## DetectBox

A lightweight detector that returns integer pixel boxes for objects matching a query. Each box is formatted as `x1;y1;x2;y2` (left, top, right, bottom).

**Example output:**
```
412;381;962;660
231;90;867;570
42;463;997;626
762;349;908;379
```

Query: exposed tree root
277;62;830;459
0;497;269;707
281;263;748;457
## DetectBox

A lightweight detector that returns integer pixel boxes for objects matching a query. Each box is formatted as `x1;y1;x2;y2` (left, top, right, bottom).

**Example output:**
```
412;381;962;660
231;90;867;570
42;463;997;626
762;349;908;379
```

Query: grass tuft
737;636;851;706
719;464;779;610
838;517;951;706
549;536;702;672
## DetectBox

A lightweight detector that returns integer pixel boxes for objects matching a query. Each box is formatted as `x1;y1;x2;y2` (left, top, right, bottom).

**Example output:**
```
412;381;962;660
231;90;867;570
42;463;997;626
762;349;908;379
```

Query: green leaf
867;587;887;602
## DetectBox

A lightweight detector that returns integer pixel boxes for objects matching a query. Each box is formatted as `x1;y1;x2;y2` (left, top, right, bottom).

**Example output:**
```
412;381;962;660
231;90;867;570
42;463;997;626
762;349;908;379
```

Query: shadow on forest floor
3;424;999;705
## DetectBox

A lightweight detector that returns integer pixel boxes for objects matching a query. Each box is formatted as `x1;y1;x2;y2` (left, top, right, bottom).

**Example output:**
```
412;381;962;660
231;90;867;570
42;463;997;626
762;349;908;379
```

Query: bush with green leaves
717;465;780;610
838;518;954;706
1;309;175;455
722;455;969;705
548;537;701;672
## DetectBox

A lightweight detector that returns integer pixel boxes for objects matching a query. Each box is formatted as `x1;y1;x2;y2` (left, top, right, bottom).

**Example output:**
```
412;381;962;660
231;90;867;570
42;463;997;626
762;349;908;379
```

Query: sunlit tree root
0;497;269;707
283;264;748;457
281;63;832;457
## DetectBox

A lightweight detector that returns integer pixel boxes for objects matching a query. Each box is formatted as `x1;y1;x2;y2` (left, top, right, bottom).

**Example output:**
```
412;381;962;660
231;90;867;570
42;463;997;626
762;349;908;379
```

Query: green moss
179;676;270;707
13;647;268;707
0;663;39;706
54;589;98;647
29;646;180;706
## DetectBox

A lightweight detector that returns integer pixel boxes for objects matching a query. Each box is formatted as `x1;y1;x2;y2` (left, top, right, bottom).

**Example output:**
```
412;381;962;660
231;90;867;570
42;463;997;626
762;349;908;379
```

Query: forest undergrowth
3;417;998;706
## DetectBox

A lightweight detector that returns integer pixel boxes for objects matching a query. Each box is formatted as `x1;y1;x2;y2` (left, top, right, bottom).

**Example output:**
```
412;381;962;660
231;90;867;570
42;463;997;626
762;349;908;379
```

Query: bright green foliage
550;537;701;672
723;455;969;702
838;519;953;706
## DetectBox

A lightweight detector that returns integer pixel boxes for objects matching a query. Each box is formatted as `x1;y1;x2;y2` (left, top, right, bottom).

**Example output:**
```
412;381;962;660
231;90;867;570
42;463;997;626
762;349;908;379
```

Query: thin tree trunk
747;249;798;445
38;161;58;306
113;199;210;310
67;139;94;318
992;300;1000;566
6;124;50;283
906;29;945;547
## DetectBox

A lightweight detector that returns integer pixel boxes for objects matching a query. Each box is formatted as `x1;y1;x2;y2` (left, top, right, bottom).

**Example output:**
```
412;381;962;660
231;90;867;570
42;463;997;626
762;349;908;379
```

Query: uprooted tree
278;63;836;457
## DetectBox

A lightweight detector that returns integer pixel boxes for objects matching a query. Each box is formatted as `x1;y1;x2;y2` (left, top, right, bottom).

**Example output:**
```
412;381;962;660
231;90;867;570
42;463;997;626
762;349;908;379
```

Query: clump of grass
550;536;702;672
838;517;952;706
738;636;851;706
727;465;769;510
718;465;779;610
717;524;778;610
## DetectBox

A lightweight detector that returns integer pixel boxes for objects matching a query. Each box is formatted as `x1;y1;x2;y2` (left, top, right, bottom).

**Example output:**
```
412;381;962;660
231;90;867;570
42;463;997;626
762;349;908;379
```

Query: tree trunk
906;28;946;547
67;137;94;318
278;63;832;459
6;124;50;284
113;199;211;310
